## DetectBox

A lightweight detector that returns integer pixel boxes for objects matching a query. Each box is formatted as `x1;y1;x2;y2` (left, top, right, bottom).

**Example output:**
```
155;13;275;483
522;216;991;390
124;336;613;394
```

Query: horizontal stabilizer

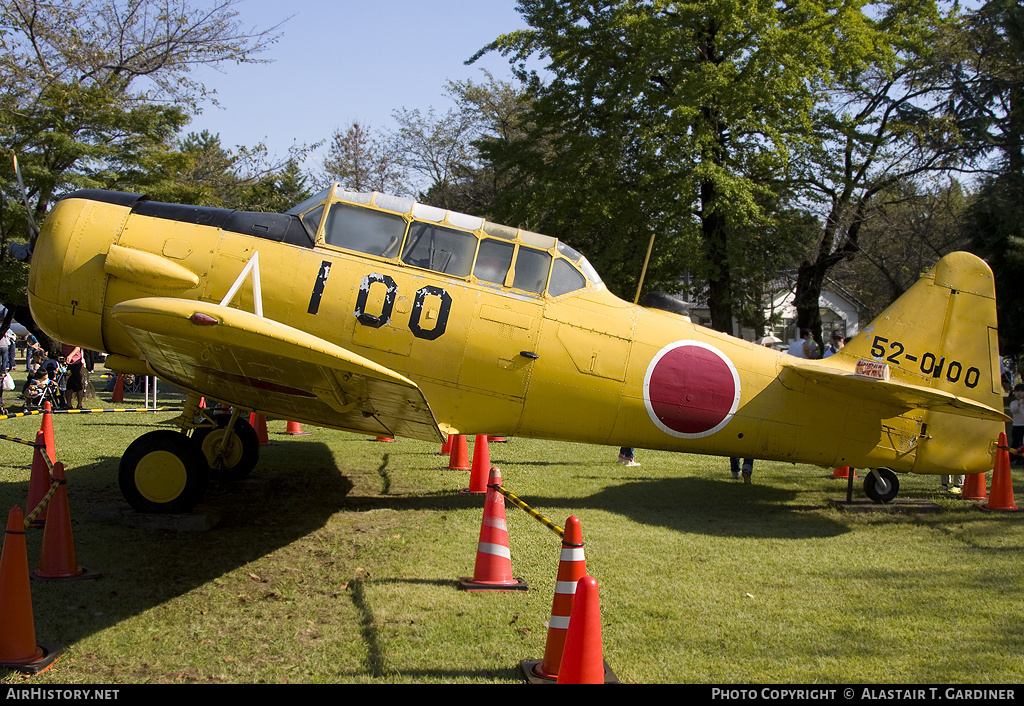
110;297;445;442
781;361;1009;423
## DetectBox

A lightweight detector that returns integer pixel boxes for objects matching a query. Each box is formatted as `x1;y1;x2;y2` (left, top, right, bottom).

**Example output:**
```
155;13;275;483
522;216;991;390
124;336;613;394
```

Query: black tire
119;430;208;514
864;468;900;503
192;413;260;480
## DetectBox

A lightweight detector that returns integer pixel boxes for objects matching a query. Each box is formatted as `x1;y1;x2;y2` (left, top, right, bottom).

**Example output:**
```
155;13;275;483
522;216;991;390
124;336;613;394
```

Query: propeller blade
12;152;39;239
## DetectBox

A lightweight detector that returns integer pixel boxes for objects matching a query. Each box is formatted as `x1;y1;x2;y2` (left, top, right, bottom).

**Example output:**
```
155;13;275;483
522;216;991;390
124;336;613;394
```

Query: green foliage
966;175;1024;355
154;131;313;210
946;1;1024;354
0;0;298;335
477;0;889;324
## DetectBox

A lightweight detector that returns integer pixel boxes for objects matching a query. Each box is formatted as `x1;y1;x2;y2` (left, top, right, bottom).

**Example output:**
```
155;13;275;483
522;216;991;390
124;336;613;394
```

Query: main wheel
192;413;260;480
864;468;900;503
119;430;208;513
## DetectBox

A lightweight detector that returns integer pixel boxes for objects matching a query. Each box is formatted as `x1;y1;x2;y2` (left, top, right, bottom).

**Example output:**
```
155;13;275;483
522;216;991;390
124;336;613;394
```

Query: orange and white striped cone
981;434;1019;511
523;516;588;682
0;507;59;673
459;468;527;591
556;576;607;684
447;434;471;470
462;436;491;493
963;471;988;500
26;431;50;528
33;463;99;581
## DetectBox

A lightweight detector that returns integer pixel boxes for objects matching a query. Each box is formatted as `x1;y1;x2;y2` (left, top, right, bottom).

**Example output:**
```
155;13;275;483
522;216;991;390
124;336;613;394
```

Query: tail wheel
119;430;208;514
192;413;260;480
864;468;900;503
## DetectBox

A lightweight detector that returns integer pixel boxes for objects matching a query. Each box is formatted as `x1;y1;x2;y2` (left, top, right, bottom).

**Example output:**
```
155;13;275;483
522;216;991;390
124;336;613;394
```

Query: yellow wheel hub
199;429;243;468
134;450;189;504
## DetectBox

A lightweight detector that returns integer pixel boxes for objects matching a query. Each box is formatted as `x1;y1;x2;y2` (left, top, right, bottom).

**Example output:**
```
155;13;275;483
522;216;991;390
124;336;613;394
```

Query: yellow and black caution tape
488;483;564;539
0;407;183;422
0;432;43;447
24;477;60;528
998;444;1024;458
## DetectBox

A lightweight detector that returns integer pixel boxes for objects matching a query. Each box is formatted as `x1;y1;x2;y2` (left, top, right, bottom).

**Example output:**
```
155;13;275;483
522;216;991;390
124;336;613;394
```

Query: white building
657;277;863;349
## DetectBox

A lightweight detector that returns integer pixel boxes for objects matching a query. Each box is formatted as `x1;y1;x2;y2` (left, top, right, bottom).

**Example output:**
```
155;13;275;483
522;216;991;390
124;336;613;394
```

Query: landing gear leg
191;409;260;480
864;468;900;503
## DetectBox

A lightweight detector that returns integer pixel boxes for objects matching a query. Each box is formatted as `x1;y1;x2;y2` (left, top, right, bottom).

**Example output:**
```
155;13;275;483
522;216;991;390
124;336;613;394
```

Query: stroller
23;372;63;410
37;360;68;409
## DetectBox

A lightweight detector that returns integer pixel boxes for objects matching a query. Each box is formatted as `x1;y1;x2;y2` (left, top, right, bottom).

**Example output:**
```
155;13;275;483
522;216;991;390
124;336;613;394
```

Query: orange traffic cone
40;402;55;463
111;374;124;403
0;507;59;672
285;421;311;435
249;413;270;445
26;431;50;527
488;435;508;443
556;576;606;684
33;463;99;581
437;434;453;456
528;516;588;682
980;435;1019;511
963;471;988;501
462;436;491;493
459;468;527;591
447;434;471;470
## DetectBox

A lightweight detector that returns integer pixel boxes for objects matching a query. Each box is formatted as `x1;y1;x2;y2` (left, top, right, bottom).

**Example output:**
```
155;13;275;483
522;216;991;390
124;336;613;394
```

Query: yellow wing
780;360;1009;423
110;297;445;442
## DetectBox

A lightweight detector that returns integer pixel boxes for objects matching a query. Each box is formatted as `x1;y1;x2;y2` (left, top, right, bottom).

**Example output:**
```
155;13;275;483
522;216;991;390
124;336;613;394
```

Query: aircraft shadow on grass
0;438;349;654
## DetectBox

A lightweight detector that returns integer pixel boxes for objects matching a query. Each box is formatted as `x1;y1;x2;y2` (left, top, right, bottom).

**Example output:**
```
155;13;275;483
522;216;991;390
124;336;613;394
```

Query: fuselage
27;187;1003;475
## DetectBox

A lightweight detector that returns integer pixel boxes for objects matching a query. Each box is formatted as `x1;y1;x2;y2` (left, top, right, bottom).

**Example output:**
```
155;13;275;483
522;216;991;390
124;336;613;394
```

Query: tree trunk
701;178;733;334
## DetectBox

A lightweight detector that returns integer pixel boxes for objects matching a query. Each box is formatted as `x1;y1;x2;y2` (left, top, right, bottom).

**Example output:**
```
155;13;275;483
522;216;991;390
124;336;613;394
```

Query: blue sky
187;0;528;171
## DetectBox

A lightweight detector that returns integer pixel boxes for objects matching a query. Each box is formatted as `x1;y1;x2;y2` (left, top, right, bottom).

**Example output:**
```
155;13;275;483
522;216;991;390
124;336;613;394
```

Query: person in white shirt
788;329;820;359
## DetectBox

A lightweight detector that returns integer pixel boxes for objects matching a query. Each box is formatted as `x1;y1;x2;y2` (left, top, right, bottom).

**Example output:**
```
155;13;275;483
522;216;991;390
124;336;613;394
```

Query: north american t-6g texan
25;185;1008;513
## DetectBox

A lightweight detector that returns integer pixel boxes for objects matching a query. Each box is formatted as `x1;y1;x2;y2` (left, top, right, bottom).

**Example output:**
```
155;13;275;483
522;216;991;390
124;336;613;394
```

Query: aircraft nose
28;194;122;351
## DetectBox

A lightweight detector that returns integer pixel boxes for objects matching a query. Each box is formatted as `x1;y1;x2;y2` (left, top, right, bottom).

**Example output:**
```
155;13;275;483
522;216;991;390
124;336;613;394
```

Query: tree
389;105;479;207
0;0;283;328
829;177;971;320
479;0;884;330
788;1;960;347
169;130;312;211
418;73;533;216
946;0;1024;354
322;121;406;195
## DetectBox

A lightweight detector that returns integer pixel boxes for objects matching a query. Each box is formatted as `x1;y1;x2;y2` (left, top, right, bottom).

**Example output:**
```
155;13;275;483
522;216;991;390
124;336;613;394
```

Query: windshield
285;189;330;216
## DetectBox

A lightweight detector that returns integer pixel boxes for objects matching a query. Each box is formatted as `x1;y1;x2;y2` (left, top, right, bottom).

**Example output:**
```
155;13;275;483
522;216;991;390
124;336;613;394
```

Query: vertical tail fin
838;251;1003;473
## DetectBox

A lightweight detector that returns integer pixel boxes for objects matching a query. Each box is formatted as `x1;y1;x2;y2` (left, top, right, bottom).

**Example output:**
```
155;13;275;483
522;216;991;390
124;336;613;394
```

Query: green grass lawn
0;366;1020;684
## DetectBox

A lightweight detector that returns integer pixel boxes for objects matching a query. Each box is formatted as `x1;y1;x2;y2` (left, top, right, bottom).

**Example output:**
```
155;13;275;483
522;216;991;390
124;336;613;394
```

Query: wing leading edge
110;297;445;442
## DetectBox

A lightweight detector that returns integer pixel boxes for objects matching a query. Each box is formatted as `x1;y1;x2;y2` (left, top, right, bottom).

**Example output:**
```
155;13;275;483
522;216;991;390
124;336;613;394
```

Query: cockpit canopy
286;186;603;298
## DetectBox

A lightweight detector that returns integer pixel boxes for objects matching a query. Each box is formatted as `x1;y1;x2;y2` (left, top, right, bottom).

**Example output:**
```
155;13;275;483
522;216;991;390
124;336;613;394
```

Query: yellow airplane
26;185;1008;513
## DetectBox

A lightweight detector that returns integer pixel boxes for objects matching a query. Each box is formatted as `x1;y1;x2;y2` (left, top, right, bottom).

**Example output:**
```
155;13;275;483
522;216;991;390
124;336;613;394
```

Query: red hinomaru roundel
643;341;742;439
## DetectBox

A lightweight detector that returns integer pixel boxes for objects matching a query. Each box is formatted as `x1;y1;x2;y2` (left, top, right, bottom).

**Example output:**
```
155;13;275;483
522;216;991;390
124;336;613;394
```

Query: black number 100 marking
353;274;452;340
